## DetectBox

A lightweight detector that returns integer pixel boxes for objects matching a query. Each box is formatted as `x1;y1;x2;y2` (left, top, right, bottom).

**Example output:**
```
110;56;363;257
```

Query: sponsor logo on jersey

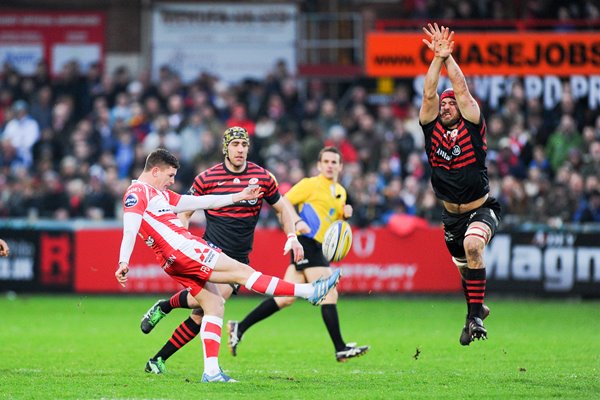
145;235;155;247
124;193;138;207
435;147;452;161
249;177;259;185
452;145;461;156
234;178;241;184
204;250;217;265
217;181;226;186
446;128;458;141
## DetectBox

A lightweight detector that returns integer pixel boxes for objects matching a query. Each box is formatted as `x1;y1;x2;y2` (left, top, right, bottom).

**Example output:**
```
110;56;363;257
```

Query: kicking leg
209;253;340;305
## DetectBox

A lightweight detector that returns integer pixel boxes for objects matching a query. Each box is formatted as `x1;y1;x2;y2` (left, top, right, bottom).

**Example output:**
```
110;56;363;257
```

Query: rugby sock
238;298;281;338
245;271;313;297
201;315;222;376
158;289;190;314
321;304;346;352
461;275;470;314
153;317;200;361
464;268;486;318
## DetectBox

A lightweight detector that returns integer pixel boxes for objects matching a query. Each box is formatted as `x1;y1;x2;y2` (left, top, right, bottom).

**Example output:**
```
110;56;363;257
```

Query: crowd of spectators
1;49;600;228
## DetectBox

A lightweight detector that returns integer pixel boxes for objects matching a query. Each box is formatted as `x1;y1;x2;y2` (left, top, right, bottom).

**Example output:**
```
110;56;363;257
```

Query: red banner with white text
0;10;105;76
73;226;460;294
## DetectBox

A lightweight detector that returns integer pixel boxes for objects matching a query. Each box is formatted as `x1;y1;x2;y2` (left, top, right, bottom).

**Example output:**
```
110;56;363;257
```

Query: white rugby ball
322;220;353;262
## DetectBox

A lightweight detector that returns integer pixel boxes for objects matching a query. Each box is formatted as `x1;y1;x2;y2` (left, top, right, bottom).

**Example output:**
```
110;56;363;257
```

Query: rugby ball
322;220;353;262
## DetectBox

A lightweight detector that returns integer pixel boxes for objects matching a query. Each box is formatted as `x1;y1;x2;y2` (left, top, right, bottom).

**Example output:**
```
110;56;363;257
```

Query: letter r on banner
40;234;72;285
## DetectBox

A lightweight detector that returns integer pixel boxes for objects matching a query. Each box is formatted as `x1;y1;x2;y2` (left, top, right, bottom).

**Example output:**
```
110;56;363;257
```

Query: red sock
245;272;297;296
169;289;189;309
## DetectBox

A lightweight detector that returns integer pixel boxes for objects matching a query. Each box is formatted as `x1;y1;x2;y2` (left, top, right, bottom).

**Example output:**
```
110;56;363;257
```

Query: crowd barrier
0;220;598;297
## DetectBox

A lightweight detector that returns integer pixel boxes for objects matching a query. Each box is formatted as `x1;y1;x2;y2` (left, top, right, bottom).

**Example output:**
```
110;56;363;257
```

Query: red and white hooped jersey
122;180;202;265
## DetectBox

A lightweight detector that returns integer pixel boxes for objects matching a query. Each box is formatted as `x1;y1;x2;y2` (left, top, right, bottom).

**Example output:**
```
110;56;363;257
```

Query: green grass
1;295;599;399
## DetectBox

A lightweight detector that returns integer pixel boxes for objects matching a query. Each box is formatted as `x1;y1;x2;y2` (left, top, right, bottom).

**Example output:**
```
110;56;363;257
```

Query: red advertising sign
74;226;460;294
0;10;105;75
366;31;600;77
74;228;181;293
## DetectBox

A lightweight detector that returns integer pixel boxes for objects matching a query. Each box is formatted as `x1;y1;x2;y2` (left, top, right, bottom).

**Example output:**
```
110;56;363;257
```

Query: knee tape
465;225;491;244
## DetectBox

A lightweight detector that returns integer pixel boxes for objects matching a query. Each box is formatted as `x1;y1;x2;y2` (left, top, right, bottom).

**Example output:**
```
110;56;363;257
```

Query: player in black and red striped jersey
141;127;306;374
419;24;501;346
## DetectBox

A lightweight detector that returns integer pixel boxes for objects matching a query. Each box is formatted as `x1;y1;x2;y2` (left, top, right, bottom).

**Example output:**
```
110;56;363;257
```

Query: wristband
287;233;297;239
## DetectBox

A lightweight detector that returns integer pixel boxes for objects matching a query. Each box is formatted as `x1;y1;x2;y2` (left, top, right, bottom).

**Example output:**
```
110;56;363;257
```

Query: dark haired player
419;24;501;345
140;127;307;374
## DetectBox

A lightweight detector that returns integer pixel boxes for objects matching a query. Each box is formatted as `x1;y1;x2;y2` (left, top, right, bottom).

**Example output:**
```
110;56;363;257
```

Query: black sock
461;277;470;316
159;289;189;314
321;304;346;352
238;297;281;338
154;317;200;361
464;268;486;319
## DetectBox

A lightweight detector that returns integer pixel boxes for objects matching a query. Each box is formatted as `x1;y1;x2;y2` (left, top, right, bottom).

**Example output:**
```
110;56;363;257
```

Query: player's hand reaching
115;262;129;287
233;185;264;202
422;23;454;60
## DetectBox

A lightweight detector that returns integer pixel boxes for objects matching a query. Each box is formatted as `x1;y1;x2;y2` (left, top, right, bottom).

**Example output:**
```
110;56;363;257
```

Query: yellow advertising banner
366;32;600;76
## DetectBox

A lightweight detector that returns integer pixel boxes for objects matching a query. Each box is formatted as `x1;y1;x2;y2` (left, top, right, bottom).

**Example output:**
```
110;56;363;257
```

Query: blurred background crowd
0;0;599;229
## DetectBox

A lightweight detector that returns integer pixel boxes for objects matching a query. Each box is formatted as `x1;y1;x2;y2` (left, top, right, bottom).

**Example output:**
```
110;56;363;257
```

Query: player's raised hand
422;23;454;59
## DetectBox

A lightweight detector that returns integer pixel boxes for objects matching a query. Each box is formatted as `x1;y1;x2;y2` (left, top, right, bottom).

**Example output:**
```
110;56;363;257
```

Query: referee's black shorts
291;235;330;271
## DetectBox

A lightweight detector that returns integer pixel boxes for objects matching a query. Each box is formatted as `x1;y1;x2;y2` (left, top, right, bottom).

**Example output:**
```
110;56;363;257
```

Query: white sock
200;315;222;376
294;282;314;298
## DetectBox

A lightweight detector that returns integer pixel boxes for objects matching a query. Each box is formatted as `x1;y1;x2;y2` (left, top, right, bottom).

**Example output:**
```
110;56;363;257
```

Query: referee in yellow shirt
227;146;370;362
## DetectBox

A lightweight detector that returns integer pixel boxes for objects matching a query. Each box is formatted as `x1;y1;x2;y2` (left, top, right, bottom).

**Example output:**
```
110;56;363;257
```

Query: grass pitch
1;294;599;399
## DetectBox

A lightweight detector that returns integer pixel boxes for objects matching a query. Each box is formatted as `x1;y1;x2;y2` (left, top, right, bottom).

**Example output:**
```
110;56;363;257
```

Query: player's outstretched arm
420;23;454;125
172;186;263;212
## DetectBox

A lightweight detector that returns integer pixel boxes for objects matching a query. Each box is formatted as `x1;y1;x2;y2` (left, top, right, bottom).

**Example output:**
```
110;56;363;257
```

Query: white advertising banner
152;3;297;83
0;44;43;74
